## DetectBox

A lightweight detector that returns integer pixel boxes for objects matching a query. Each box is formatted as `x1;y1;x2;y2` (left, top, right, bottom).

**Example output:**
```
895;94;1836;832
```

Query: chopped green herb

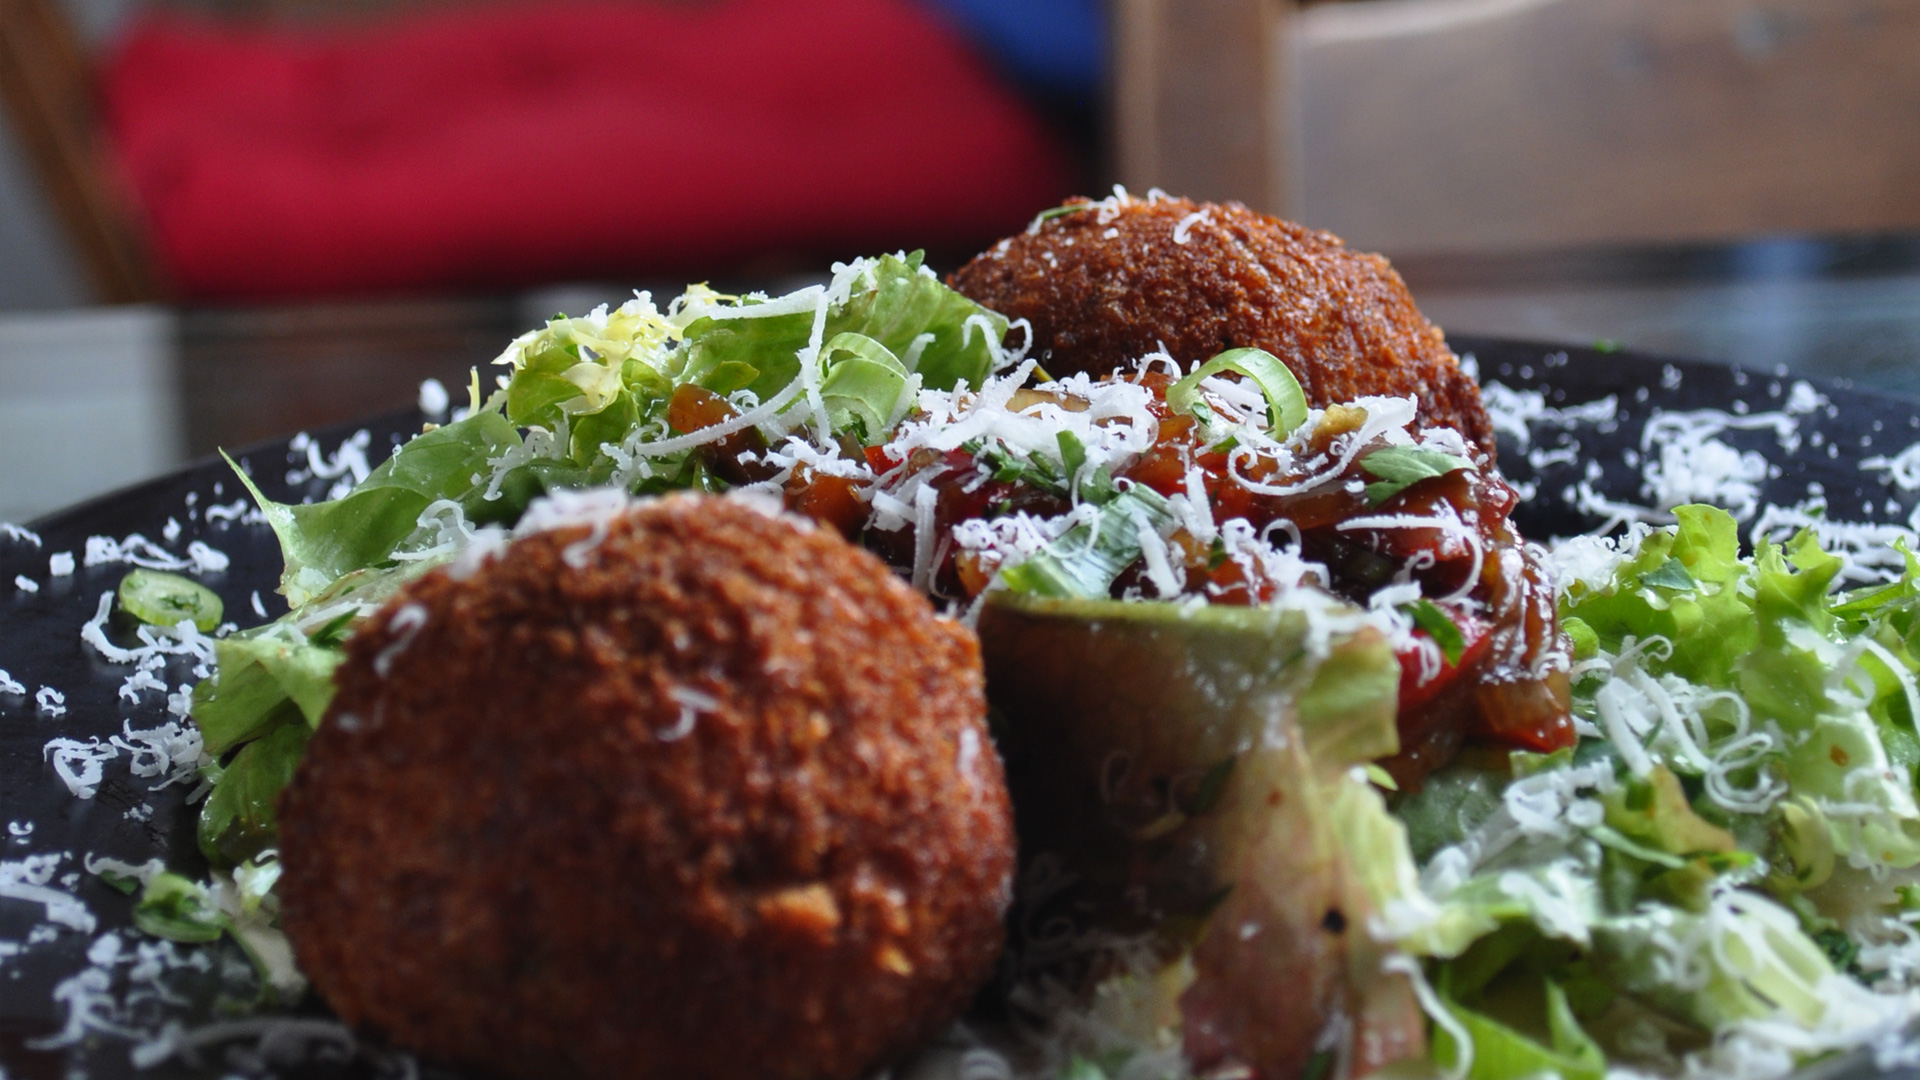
97;869;141;895
1639;557;1697;591
1030;202;1094;229
1207;535;1229;570
998;487;1178;599
1359;446;1474;505
1406;598;1468;666
1055;429;1088;482
1813;927;1861;973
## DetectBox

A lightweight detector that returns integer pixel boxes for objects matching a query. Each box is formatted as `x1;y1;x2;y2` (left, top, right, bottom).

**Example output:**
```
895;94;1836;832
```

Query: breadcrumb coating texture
950;196;1496;458
278;494;1013;1080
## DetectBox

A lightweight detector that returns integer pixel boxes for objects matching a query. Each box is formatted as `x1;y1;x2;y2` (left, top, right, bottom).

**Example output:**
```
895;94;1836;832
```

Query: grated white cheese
661;685;719;742
1171;207;1212;245
417;377;450;416
80;533;229;575
1480;381;1619;454
203;499;261;526
1751;500;1920;585
512;487;637;567
0;853;91;933
371;603;429;679
285;429;373;496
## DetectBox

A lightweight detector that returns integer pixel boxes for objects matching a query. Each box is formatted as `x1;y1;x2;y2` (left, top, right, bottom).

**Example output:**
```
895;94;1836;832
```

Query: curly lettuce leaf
1564;505;1920;870
820;251;1007;393
198;718;310;866
1430;976;1604;1080
193;632;343;756
233;405;523;607
1562;504;1753;685
818;332;916;441
678;252;1005;404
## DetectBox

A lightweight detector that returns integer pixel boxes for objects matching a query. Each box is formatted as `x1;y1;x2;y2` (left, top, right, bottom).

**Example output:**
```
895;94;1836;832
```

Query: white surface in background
0;306;184;523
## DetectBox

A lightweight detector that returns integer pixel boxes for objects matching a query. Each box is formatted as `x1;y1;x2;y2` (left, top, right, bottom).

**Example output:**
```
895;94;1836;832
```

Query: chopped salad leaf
228;406;524;608
996;486;1178;599
198;719;310;866
1407;598;1468;667
1361;446;1476;506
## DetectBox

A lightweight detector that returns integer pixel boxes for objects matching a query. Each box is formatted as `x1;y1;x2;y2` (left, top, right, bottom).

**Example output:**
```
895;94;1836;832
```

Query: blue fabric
913;0;1105;98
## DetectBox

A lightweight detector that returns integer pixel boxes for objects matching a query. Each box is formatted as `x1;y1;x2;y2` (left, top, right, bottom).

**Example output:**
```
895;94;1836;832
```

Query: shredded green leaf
1407;598;1467;666
997;487;1178;599
1360;446;1475;505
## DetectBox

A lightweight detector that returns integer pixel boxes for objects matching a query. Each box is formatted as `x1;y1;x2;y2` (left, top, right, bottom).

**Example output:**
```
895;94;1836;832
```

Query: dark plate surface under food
3;337;1918;1079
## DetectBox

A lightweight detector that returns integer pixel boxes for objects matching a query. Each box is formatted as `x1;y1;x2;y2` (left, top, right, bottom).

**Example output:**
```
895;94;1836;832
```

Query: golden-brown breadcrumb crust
277;494;1013;1080
949;196;1496;458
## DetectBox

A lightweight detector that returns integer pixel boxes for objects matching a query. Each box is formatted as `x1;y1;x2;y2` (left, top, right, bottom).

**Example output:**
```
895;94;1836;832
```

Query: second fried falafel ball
949;195;1495;459
276;492;1014;1080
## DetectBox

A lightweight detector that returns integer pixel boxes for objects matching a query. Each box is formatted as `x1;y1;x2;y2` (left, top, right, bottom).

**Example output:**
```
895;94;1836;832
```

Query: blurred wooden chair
0;0;1072;305
0;0;482;303
1115;0;1920;258
0;0;155;301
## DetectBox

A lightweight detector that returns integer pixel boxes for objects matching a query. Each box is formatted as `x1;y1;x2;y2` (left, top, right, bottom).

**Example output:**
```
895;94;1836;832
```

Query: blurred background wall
5;0;1920;522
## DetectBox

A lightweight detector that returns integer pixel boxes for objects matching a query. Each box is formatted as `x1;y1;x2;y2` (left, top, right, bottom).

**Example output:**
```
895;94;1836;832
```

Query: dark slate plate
2;338;1918;1079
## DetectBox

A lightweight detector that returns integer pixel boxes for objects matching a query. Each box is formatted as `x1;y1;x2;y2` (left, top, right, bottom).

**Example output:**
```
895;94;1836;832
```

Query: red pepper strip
1395;607;1492;714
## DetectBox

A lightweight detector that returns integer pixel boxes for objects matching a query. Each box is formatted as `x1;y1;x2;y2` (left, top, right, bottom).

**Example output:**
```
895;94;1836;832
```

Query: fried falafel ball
277;493;1014;1080
949;195;1496;458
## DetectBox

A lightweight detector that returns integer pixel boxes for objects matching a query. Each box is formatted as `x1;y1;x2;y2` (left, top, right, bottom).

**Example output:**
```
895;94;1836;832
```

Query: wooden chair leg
1113;0;1296;216
0;0;163;304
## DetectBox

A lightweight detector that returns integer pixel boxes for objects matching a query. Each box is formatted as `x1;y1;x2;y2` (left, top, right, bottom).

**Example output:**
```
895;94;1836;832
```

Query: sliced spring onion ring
118;568;223;632
1164;347;1309;439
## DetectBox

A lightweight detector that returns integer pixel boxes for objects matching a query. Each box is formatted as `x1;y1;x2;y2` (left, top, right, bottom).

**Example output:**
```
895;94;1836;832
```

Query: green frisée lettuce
1344;505;1920;1080
186;252;1017;877
229;251;1006;619
230;407;525;609
1562;504;1920;873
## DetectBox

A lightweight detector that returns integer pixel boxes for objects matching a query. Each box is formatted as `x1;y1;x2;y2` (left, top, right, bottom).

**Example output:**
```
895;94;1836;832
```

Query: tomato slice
1394;606;1492;714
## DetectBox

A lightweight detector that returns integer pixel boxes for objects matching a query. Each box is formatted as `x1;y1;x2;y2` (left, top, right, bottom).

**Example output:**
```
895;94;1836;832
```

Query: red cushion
100;0;1072;300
